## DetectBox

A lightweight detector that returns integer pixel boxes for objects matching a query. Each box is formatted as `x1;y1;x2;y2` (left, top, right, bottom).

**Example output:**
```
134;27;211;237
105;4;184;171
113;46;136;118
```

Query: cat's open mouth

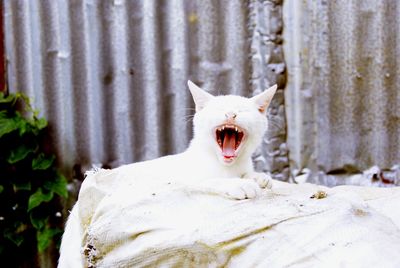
215;124;245;163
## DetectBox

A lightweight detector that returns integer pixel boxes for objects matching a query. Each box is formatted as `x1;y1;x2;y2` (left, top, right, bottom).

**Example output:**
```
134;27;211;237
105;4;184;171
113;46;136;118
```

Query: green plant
0;92;68;261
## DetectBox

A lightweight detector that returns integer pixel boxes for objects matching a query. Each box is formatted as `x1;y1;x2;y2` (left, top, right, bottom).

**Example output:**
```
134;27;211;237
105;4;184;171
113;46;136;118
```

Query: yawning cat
109;80;277;199
58;81;277;267
181;80;277;197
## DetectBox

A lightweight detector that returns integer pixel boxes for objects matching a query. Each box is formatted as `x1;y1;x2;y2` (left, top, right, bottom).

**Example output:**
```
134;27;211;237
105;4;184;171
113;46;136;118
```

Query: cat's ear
251;84;277;114
187;80;214;112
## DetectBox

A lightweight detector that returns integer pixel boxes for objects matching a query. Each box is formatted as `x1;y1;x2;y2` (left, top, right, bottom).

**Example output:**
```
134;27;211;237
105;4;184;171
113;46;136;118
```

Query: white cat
58;81;277;267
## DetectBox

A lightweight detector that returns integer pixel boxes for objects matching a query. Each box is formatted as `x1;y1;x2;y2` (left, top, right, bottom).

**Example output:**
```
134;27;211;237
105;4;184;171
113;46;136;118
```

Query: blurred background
1;0;399;267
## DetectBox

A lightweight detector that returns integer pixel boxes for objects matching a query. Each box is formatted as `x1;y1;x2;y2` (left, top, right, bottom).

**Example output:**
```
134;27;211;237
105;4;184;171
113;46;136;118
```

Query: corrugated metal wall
283;0;400;185
6;0;398;187
3;0;288;180
249;0;288;180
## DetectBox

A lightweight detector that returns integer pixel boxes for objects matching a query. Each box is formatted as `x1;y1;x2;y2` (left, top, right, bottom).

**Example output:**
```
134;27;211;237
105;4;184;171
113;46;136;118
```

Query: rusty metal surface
283;0;400;185
4;0;288;180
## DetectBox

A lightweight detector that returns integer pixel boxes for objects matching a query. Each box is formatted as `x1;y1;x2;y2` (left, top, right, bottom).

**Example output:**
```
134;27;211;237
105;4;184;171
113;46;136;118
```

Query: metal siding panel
126;0;150;162
197;0;225;93
69;0;100;167
6;1;37;101
104;0;133;164
249;0;289;181
4;0;288;180
140;0;162;161
224;0;249;96
58;0;75;170
163;0;190;154
284;0;400;184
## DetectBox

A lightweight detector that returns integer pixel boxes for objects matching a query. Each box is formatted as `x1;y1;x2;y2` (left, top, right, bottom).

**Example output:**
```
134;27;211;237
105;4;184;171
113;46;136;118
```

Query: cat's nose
225;112;237;120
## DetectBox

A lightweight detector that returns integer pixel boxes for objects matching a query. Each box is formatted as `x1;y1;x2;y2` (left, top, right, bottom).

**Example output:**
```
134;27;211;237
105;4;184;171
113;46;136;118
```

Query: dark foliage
0;92;68;265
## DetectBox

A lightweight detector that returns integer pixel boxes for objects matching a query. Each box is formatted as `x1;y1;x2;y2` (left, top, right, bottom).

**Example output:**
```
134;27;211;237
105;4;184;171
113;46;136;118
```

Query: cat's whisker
184;118;194;124
182;114;195;124
183;114;195;119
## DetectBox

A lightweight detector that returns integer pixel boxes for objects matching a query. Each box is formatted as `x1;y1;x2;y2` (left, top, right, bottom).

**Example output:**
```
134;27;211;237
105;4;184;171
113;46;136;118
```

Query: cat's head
188;80;277;166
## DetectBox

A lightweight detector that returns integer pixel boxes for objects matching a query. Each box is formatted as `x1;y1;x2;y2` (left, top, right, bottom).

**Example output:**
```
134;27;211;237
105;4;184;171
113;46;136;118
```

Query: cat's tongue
222;132;236;158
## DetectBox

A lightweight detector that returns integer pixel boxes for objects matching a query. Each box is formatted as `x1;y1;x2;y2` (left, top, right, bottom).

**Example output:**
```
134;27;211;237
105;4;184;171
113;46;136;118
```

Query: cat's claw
196;178;262;200
224;179;261;200
244;172;273;189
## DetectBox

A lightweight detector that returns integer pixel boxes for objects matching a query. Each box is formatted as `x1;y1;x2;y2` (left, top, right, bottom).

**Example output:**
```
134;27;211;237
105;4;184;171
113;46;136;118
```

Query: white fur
58;81;277;267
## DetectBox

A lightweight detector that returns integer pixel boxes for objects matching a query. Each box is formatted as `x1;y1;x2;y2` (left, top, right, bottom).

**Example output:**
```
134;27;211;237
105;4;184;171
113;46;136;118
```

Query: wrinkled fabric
77;168;400;267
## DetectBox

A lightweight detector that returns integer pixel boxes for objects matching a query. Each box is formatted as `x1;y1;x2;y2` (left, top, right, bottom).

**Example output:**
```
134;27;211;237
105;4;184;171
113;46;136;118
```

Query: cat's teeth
222;126;225;130
235;127;238;132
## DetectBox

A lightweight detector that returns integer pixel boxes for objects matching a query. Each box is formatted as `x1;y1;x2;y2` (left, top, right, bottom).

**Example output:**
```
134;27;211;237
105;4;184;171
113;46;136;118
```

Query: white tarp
61;168;400;267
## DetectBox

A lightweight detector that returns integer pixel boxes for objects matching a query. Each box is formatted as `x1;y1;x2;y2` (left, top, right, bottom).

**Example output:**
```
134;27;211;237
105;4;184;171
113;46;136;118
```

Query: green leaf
37;228;62;252
4;228;24;247
7;143;36;164
28;188;54;212
15;223;29;234
32;153;55;170
18;119;30;136
35;118;47;130
0;112;20;138
30;213;47;230
0;185;3;193
13;181;31;191
0;92;16;104
44;173;68;198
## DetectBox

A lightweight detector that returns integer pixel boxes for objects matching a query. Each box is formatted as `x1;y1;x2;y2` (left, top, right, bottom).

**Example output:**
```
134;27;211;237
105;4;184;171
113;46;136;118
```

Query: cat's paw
243;172;273;189
223;179;261;200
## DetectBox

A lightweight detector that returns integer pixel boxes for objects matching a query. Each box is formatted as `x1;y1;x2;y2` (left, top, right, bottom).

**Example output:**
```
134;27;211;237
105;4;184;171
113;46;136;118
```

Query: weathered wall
3;0;288;181
249;0;288;181
5;0;400;187
283;0;400;185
